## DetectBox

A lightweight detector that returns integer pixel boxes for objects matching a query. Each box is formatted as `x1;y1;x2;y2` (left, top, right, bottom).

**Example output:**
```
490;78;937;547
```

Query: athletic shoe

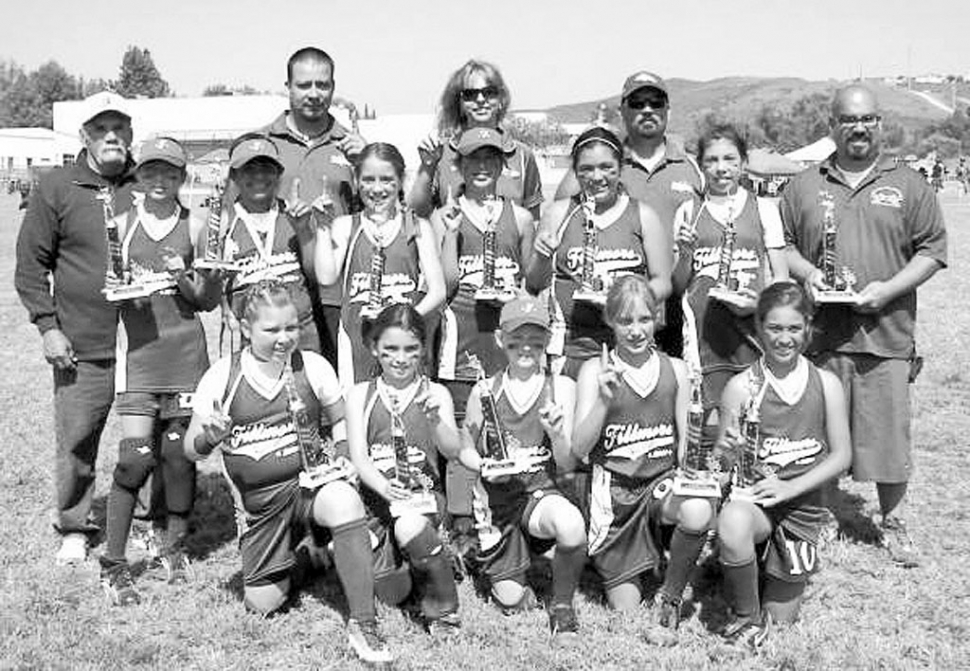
499;585;537;616
161;549;194;585
548;604;579;636
55;533;88;566
640;594;679;647
346;619;393;666
425;611;462;636
101;562;141;606
722;612;771;650
880;516;920;568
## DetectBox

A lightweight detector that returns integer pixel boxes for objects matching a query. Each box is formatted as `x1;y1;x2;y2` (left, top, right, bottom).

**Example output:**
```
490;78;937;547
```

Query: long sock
551;543;587;607
404;524;458;619
331;519;377;622
721;557;760;618
105;482;137;562
661;527;707;601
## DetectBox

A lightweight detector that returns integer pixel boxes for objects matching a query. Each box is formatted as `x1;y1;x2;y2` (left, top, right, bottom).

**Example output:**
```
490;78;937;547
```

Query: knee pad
114;438;156;490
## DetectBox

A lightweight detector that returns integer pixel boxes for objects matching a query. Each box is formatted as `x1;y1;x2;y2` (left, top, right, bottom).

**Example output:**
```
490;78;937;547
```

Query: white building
0;127;62;178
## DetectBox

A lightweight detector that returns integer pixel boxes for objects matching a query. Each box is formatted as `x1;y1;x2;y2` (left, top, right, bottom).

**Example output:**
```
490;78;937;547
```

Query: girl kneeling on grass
100;137;222;606
458;295;587;637
345;304;462;631
570;275;715;640
183;279;393;667
715;282;850;649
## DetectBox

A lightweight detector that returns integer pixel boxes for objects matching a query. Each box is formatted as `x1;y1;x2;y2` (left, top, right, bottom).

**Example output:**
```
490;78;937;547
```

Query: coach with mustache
780;84;947;568
15;93;139;565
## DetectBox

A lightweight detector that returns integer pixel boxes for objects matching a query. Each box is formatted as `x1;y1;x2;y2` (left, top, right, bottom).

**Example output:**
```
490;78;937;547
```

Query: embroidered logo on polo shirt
870;186;903;208
330;153;352;167
671;181;694;194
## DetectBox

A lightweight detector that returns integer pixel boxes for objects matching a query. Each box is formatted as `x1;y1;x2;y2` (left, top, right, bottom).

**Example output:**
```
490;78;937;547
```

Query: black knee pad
160;418;196;515
114;438;156;490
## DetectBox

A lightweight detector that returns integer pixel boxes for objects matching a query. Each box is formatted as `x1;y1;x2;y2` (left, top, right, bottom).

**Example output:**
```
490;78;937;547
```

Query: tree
203;83;260;96
0;60;80;127
116;46;169;98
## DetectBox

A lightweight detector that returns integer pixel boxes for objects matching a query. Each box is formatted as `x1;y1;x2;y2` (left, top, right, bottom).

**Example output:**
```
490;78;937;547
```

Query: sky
1;0;967;115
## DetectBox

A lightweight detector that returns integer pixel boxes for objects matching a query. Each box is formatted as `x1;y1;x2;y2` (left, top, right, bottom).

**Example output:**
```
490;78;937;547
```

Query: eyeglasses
625;94;667;111
460;86;500;102
836;114;881;127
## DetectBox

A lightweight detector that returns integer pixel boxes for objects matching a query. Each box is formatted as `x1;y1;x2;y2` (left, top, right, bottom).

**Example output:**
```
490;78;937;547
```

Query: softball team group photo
12;45;952;670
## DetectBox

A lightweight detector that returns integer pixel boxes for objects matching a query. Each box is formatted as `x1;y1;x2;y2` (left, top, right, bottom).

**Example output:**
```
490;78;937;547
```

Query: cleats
161;549;194;585
548;603;579;637
55;533;88;566
880;516;920;568
722;612;771;650
425;611;462;637
347;619;393;666
101;561;141;607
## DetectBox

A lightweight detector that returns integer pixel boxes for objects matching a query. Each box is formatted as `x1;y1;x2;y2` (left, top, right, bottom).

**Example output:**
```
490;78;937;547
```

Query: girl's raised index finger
601;342;610;369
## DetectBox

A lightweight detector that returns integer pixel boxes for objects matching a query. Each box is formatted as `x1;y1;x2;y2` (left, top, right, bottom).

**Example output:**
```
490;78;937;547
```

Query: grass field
1;190;968;670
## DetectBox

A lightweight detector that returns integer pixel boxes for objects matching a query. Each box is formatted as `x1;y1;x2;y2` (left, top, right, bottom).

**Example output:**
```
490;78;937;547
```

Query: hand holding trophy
387;378;438;517
729;369;768;503
474;194;516;304
572;191;607;306
671;364;722;498
707;191;757;313
194;177;241;273
811;192;859;305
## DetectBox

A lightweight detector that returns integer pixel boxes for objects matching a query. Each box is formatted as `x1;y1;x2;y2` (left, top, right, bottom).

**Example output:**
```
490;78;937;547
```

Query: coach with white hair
15;92;139;565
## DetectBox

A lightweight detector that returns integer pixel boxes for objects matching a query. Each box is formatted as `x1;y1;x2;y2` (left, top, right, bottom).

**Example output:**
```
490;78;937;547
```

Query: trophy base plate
193;259;241;273
299;463;352;489
811;287;859;305
389;490;439;518
572;289;607;307
729;485;757;504
474;287;517;304
708;287;756;311
480;456;544;478
102;281;174;302
671;473;722;499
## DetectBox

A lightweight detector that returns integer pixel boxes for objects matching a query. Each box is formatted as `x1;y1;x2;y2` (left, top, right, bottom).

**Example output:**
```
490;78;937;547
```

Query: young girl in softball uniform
570;275;714;632
100;137;221;606
457;295;586;637
715;282;850;649
183;279;393;666
346;304;462;630
316;143;445;386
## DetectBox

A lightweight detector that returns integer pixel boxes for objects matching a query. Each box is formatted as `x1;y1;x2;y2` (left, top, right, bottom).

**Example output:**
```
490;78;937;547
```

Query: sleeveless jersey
434;139;542;210
683;192;767;380
591;352;678;481
116;205;209;393
219;351;320;529
360;379;442;516
752;360;829;482
440;198;522;380
340;211;423;383
554;197;648;361
225;202;313;328
474;371;557;528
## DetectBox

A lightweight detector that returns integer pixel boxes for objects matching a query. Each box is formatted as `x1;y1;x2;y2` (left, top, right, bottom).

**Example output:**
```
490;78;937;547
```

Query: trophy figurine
730;372;766;503
360;213;388;321
813;193;858;304
474;195;515;303
671;366;721;498
387;381;438;517
571;192;607;305
99;187;176;302
194;179;240;272
284;362;351;489
707;199;753;310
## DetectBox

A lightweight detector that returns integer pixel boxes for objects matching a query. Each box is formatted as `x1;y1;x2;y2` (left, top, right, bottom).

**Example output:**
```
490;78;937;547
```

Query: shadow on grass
829;486;881;545
187;472;239;559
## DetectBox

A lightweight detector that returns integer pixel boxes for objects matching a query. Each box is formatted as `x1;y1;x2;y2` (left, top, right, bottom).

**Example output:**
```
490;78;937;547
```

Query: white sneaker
347;619;394;666
55;533;88;566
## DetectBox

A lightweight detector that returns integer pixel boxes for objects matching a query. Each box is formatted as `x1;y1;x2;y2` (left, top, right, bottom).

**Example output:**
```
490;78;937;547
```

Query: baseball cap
500;295;550;332
621;71;668;100
135;137;187;169
80;91;131;125
455;128;514;157
229;135;284;170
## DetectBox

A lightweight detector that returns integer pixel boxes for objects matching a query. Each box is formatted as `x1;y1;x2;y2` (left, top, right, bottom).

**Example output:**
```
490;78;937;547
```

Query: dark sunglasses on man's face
460;86;500;102
836;114;881;128
625;93;668;111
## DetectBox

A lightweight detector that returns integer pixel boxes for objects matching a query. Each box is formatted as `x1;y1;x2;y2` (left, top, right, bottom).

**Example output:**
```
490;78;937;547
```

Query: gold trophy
812;192;858;304
671;365;721;498
360;212;388;321
477;370;547;478
194;179;240;272
387;378;438;517
474;195;516;303
707;197;753;310
284;362;352;489
571;192;607;306
99;187;176;302
729;371;768;503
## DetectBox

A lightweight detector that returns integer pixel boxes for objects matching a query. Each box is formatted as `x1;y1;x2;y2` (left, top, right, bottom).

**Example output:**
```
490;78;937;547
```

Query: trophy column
672;366;721;498
813;193;858;304
573;194;604;304
284;362;348;489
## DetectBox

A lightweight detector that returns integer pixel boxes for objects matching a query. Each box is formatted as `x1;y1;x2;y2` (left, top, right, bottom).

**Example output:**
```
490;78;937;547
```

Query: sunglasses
625;93;668;111
836;114;881;127
460;86;500;102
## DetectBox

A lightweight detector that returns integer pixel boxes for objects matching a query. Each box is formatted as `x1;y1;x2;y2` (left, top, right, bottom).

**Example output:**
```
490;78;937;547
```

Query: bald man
780;85;947;567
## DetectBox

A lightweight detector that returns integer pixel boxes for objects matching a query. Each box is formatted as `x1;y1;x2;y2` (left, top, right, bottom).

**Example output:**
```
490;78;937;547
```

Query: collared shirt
619;137;704;236
780;153;947;358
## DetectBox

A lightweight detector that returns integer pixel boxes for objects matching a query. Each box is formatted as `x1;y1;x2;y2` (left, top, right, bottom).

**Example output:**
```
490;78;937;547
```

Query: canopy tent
746;148;803;176
785;136;836;164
